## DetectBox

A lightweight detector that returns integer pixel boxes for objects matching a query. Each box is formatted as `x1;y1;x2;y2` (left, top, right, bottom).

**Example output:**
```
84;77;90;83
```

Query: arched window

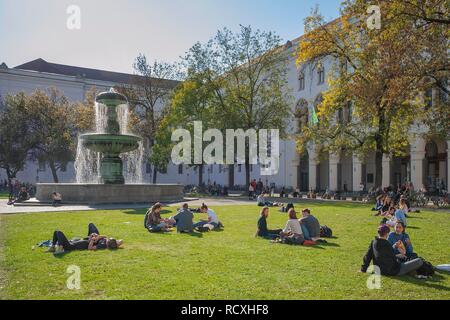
295;99;309;132
317;65;325;85
298;72;305;91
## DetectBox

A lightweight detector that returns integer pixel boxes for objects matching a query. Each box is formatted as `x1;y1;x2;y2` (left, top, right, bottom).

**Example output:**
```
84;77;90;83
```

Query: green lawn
0;191;8;199
0;202;449;300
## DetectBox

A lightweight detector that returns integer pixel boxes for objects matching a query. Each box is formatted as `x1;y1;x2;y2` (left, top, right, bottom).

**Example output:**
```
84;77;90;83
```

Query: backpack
416;258;435;277
320;225;333;238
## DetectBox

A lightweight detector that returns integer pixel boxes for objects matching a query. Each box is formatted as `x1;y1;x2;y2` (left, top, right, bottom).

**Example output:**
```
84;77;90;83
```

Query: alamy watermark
367;5;381;30
66;265;81;290
366;265;382;290
66;5;81;30
171;122;280;176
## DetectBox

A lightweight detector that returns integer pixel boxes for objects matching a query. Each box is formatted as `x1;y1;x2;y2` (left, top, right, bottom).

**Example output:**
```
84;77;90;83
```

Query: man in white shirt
194;204;220;229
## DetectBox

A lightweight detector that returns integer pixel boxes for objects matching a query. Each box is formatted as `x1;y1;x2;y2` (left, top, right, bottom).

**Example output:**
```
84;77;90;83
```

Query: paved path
0;198;255;215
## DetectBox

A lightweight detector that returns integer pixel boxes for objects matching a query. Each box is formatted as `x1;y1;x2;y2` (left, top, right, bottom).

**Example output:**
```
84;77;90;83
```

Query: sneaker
54;246;65;255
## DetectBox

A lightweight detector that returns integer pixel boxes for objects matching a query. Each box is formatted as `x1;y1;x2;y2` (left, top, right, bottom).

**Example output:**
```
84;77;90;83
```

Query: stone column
352;155;363;192
410;138;426;190
329;153;340;192
382;155;391;187
308;148;317;191
447;141;450;191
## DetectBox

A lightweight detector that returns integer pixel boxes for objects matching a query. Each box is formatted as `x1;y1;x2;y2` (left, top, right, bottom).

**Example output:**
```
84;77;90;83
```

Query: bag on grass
320;225;333;238
416;258;435;277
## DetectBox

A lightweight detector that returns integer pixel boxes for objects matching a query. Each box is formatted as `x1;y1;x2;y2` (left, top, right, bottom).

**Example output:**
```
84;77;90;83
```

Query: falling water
117;104;129;134
74;101;144;184
74;138;101;184
95;102;108;133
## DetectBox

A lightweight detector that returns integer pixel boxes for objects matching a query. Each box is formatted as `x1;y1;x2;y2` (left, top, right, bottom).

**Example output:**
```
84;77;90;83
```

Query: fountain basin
81;133;141;154
36;183;184;204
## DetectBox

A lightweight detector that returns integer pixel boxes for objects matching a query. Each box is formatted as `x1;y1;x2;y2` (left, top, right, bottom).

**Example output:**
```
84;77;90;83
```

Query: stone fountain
35;89;183;204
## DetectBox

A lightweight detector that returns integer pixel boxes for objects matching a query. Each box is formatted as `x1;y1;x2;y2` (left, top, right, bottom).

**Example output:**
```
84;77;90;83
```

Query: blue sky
0;0;342;74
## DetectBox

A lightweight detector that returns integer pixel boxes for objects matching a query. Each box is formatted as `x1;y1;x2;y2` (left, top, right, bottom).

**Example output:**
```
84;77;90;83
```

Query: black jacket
361;237;401;276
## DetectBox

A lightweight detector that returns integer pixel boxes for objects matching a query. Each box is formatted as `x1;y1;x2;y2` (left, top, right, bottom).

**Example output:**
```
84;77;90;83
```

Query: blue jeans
301;224;311;240
194;221;218;229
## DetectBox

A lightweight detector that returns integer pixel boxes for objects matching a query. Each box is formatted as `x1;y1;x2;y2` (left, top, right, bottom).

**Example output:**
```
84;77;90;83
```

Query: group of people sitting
361;190;431;278
373;195;409;228
144;202;223;234
256;206;326;246
360;223;423;276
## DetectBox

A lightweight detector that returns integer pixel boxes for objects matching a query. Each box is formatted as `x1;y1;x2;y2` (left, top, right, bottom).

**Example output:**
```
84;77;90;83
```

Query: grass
0;202;449;300
0;192;9;199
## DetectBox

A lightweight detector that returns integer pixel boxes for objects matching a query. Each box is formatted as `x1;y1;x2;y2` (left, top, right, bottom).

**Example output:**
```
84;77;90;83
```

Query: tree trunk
245;150;251;189
152;167;158;184
375;146;383;189
198;164;204;186
228;164;234;188
49;161;59;183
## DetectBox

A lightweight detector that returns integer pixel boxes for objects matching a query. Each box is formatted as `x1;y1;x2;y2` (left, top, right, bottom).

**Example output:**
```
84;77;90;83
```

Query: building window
298;72;305;91
338;108;344;124
347;102;353;123
38;160;46;172
425;89;433;109
146;162;152;174
318;66;325;85
178;164;183;175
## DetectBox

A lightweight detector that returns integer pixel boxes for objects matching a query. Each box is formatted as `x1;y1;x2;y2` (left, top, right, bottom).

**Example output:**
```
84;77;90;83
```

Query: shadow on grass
123;209;173;216
393;273;450;292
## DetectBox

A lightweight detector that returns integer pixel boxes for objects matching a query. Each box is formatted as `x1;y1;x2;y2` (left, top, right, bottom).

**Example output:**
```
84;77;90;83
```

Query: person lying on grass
48;223;123;254
256;194;283;207
193;203;220;230
387;221;415;260
360;224;423;276
256;206;282;240
144;202;173;232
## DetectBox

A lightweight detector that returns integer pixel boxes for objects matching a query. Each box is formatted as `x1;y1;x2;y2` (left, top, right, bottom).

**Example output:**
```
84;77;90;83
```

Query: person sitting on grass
173;203;194;233
257;194;272;207
383;206;408;228
278;209;305;245
194;203;220;230
52;192;62;207
16;186;30;203
387;221;415;260
360;225;423;276
299;208;322;242
372;194;385;212
256;207;282;240
144;202;172;232
48;223;123;254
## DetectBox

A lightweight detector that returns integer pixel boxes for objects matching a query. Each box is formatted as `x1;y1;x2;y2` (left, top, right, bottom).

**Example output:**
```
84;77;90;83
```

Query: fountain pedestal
36;183;184;204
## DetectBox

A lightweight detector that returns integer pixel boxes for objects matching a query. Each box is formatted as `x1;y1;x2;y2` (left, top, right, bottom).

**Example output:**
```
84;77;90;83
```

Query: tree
155;77;216;187
296;2;449;188
0;93;34;183
27;88;75;183
388;0;450;26
118;54;181;184
183;25;293;187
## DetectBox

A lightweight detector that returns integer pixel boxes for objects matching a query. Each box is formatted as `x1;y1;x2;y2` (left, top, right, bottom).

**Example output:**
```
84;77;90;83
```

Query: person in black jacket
256;207;282;239
361;225;423;276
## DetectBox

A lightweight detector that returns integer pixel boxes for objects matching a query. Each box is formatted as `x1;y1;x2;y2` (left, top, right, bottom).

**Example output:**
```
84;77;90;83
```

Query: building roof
14;58;180;89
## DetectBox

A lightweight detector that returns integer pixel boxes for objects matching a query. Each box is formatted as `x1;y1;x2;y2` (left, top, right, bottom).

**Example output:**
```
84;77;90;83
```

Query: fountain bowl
81;133;141;154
